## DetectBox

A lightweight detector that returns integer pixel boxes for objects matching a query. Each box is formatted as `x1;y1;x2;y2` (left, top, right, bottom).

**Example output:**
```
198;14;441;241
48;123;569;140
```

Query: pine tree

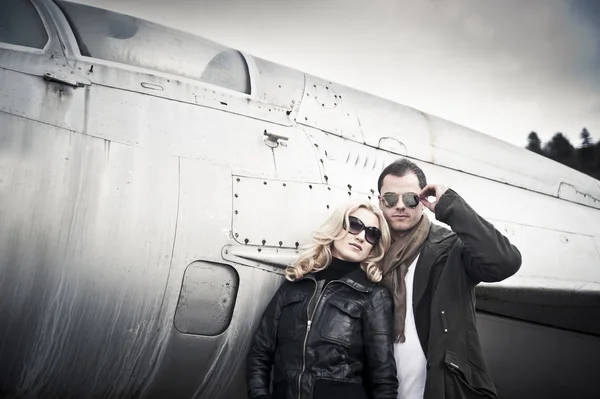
526;131;543;154
544;132;579;169
581;128;592;147
578;128;594;171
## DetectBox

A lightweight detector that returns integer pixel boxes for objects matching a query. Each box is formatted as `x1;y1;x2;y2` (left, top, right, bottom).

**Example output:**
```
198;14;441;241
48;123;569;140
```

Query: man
377;158;521;399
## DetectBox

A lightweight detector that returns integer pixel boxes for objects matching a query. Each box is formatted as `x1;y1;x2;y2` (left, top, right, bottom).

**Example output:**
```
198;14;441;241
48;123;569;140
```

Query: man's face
379;173;424;234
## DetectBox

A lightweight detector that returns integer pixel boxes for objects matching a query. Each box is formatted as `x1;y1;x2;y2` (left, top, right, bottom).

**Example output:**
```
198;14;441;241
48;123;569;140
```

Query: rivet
324;175;329;181
279;241;283;246
244;238;249;244
234;194;238;198
264;181;267;185
235;210;238;215
309;185;313;189
348;184;352;190
262;239;266;245
258;248;262;252
235;233;239;238
326;205;330;209
283;183;287;187
236;178;240;182
295;242;300;249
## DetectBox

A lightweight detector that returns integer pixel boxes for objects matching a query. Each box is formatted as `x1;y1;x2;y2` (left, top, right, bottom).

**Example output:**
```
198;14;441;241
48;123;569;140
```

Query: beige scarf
380;214;431;343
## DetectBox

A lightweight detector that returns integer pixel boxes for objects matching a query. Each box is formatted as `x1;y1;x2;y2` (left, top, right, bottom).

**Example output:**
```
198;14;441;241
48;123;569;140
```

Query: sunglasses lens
365;228;381;245
382;193;399;207
347;217;364;235
402;193;420;208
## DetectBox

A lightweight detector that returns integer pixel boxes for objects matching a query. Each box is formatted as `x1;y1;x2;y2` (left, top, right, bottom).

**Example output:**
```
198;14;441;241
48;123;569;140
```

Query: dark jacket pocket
319;298;362;347
277;295;304;340
444;350;497;398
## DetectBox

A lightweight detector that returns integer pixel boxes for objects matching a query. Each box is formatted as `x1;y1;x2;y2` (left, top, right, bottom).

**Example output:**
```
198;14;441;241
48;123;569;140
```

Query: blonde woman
246;202;398;399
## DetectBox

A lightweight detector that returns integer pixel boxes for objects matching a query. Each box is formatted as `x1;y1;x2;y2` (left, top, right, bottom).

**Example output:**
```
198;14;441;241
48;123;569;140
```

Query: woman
246;201;398;399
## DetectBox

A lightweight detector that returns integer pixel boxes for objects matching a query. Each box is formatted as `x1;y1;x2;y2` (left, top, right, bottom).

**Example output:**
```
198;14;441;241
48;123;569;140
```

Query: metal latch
263;130;289;148
43;72;87;88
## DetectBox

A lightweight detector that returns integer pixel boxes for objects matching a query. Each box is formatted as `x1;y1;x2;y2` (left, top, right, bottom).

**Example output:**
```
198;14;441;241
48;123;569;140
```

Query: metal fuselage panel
0;1;599;399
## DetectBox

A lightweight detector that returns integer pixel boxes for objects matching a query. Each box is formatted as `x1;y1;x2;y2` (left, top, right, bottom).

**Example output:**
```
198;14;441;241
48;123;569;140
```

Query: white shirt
394;254;427;399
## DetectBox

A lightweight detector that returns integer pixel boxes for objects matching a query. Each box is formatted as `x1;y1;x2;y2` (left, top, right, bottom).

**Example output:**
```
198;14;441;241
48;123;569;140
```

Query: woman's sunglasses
343;216;382;245
380;192;420;209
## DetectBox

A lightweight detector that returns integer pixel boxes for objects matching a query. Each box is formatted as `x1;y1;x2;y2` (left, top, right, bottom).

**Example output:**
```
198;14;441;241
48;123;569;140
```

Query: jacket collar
303;267;375;293
413;223;455;307
340;267;375;292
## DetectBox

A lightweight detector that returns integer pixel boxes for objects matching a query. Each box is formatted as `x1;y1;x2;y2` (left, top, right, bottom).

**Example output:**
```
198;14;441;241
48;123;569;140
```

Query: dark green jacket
412;189;522;399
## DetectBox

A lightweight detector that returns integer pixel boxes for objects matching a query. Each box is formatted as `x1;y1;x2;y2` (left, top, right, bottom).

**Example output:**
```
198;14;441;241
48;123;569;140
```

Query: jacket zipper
297;279;319;399
296;279;368;399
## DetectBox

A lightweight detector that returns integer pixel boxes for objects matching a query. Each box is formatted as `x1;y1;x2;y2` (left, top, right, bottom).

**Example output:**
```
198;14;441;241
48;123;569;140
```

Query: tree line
526;128;600;180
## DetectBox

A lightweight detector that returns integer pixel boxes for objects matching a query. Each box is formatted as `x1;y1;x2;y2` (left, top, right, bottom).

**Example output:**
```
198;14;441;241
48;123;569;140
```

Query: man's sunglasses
381;192;421;209
343;216;382;246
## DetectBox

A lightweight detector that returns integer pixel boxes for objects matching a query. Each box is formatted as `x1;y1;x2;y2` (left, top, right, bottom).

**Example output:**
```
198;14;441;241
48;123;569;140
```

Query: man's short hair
377;158;427;193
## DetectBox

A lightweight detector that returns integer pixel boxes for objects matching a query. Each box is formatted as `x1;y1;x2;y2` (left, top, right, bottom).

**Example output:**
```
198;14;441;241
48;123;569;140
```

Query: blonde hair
286;201;391;283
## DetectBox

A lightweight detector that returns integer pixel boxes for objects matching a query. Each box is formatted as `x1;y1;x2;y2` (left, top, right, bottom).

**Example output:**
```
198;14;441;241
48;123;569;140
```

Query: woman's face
331;208;380;263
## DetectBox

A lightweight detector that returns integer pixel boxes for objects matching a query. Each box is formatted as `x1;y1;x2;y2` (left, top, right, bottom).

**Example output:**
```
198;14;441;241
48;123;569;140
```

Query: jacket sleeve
246;282;287;399
434;189;522;283
362;286;398;399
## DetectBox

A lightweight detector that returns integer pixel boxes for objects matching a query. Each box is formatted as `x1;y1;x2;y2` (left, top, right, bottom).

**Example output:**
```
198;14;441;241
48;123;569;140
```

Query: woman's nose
356;230;366;242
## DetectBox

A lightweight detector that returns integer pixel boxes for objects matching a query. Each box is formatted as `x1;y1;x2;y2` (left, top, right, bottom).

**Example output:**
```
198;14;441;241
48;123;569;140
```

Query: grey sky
71;0;600;148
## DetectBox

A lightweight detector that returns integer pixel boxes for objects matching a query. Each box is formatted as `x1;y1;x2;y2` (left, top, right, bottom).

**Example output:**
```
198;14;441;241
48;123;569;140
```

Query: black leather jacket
246;265;398;399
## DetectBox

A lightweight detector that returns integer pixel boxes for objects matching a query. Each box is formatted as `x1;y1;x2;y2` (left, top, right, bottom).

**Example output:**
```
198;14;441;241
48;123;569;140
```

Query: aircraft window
56;1;251;94
174;261;239;336
0;0;49;49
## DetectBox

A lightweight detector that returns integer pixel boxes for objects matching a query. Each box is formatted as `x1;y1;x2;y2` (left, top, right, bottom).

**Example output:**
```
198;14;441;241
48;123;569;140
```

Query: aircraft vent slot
0;0;49;49
174;261;239;336
56;1;251;94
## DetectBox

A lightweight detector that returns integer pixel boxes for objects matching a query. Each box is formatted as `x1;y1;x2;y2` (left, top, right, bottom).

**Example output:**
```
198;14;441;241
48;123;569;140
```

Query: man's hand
419;184;449;213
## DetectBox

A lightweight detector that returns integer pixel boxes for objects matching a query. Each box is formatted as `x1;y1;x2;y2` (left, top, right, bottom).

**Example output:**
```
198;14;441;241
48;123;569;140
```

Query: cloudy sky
71;0;600;148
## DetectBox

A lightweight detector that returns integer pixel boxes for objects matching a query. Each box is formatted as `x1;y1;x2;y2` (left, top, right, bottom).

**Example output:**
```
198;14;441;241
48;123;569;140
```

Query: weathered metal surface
356;94;434;162
0;1;599;399
232;175;376;249
297;74;364;142
0;112;179;398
